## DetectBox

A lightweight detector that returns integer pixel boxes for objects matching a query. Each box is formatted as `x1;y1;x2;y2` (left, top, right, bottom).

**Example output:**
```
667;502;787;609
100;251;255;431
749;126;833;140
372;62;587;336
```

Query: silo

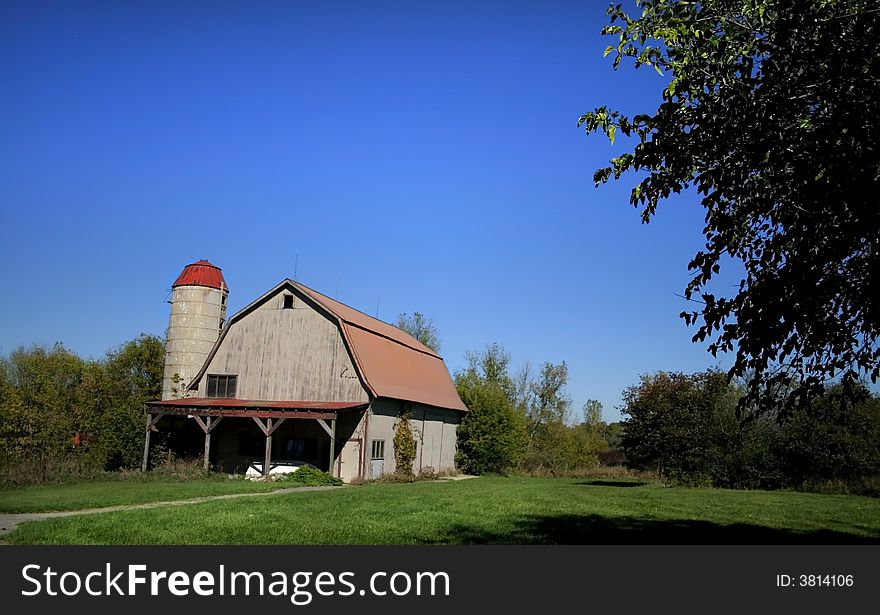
161;260;229;399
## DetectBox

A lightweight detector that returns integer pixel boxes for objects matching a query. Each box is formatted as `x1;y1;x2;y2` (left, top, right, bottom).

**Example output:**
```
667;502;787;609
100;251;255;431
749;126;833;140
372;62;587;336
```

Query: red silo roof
172;260;228;291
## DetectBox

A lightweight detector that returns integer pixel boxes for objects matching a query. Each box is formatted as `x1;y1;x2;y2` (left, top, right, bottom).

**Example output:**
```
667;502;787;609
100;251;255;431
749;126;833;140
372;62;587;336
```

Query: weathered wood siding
367;398;461;477
197;290;369;402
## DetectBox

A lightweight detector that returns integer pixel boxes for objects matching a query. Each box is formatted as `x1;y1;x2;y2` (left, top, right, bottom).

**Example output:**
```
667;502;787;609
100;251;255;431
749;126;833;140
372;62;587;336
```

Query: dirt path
0;485;344;537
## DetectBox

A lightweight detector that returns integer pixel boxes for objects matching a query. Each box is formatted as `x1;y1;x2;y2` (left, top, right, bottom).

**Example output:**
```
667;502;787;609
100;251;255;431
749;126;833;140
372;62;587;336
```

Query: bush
276;466;343;487
621;370;880;492
0;336;165;484
455;377;527;474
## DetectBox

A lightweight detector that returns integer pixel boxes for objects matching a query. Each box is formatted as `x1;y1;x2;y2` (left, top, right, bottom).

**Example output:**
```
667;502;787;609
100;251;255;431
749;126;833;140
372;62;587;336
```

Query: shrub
277;466;343;487
455;374;527;475
621;370;880;492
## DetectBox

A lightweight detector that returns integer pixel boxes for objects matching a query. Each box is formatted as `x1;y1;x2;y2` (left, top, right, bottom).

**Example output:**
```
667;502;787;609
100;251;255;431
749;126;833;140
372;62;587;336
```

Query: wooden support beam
147;412;164;430
253;417;285;436
328;418;337;478
263;418;273;477
141;413;154;472
203;416;213;471
142;411;166;471
316;418;334;438
190;415;224;471
192;415;223;434
208;416;223;432
193;415;209;434
268;418;285;435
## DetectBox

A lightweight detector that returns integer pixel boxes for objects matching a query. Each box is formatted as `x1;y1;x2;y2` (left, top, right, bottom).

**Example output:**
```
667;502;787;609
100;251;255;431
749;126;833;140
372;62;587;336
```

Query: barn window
207;374;237;398
283;295;294;309
370;440;385;460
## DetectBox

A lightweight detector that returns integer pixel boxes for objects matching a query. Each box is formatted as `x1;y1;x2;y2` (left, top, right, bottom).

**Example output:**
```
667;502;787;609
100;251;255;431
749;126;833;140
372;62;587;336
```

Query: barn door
423;413;444;471
339;439;361;483
369;439;385;479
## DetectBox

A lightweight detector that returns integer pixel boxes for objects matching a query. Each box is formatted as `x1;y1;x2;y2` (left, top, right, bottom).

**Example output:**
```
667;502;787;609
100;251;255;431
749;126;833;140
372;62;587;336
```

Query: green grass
0;476;289;513
5;477;879;544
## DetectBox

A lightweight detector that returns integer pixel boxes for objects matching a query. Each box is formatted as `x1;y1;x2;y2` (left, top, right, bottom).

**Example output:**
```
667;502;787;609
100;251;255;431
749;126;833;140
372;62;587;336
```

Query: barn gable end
190;282;370;403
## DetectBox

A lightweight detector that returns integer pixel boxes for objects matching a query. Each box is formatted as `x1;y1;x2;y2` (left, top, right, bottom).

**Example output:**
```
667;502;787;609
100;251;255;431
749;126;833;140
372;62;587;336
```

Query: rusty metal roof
299;285;440;357
172;260;228;291
342;324;469;412
294;281;468;412
147;398;366;410
187;279;468;413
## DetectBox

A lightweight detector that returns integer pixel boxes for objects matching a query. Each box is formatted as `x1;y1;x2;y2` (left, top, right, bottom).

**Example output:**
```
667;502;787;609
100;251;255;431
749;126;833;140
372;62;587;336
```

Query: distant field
5;477;879;544
0;477;287;514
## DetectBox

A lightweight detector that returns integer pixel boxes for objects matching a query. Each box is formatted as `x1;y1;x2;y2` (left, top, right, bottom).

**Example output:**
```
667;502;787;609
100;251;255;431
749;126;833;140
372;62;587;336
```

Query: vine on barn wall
393;405;416;480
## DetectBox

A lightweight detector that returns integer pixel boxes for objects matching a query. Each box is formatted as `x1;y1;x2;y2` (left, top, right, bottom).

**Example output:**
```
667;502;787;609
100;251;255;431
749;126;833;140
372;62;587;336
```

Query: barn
143;260;468;482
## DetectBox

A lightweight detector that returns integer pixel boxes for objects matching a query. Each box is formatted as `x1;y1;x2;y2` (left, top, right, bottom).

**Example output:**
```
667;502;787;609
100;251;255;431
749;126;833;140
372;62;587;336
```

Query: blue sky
0;1;734;421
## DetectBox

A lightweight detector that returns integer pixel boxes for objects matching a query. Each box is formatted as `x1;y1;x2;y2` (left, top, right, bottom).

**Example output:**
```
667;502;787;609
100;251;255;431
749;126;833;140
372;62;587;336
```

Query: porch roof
145;398;368;419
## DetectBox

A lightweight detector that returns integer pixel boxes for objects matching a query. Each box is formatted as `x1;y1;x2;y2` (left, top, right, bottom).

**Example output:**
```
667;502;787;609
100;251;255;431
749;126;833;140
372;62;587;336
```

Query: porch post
142;413;152;472
264;418;273;477
203;416;213;471
328;418;337;478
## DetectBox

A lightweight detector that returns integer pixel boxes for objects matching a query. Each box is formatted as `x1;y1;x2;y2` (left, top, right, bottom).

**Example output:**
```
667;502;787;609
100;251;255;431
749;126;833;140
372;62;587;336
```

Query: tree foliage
621;369;880;491
396;312;441;353
455;346;607;476
581;0;880;414
0;335;165;483
621;370;742;484
454;344;528;474
520;362;605;473
777;384;880;488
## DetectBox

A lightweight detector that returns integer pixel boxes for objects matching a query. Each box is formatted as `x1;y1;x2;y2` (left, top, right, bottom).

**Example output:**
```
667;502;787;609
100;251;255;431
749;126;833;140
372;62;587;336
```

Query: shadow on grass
431;514;879;545
576;480;648;488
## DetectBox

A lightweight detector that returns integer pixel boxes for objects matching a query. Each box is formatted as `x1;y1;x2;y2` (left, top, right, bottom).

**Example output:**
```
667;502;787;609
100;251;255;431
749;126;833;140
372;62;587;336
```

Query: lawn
0;476;289;514
5;476;879;544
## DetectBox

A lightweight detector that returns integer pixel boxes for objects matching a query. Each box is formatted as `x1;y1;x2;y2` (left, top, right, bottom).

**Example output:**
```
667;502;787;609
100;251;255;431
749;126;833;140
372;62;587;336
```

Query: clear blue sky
0;0;734;421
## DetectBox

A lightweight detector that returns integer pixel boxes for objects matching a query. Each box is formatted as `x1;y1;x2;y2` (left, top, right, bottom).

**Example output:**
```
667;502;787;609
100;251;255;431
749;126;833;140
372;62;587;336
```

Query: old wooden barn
143;260;468;482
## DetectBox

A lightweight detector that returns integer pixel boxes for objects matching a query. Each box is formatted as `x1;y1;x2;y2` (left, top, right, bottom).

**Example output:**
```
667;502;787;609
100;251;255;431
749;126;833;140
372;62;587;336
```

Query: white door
369;439;385;479
339;440;361;483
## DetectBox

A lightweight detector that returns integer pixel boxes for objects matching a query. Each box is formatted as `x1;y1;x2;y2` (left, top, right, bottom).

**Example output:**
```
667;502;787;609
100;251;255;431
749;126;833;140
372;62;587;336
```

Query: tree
454;343;528;474
621;370;739;484
580;399;607;450
0;343;85;463
527;362;572;427
777;383;880;489
396;312;441;352
99;335;165;469
583;399;603;425
620;369;880;490
509;363;606;474
522;362;574;472
580;1;880;414
0;334;166;481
